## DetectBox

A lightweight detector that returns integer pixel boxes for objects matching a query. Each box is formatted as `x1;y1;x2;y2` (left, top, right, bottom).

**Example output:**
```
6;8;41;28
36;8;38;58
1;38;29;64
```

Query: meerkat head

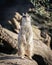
22;13;31;24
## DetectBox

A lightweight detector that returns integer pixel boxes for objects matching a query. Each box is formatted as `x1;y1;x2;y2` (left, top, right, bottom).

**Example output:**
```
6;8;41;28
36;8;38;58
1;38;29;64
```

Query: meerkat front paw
20;55;25;59
28;56;32;60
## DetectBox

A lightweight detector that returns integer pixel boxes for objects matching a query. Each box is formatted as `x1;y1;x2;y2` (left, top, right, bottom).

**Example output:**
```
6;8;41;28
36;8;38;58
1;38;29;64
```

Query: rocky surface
0;54;38;65
0;1;52;65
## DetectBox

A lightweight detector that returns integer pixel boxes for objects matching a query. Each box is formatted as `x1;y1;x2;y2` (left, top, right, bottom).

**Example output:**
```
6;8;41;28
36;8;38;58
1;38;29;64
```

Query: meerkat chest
22;25;31;35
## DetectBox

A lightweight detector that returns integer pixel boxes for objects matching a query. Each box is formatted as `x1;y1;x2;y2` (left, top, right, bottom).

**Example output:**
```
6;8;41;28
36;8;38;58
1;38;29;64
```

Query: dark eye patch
23;14;30;18
23;15;26;18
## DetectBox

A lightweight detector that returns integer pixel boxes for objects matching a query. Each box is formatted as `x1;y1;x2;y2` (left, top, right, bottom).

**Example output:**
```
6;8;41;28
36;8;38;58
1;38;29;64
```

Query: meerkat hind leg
19;44;25;59
28;52;32;59
26;48;32;59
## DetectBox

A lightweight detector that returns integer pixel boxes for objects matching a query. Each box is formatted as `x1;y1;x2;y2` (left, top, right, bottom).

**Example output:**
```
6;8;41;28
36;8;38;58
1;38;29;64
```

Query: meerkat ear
26;13;31;17
26;13;28;16
22;13;25;16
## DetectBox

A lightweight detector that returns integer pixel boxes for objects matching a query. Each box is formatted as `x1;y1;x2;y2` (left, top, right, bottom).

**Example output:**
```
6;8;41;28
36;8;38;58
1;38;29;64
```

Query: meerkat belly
25;26;31;41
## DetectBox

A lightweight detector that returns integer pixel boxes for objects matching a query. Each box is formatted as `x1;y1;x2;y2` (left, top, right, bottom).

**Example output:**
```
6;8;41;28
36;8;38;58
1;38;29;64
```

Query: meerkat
18;13;34;59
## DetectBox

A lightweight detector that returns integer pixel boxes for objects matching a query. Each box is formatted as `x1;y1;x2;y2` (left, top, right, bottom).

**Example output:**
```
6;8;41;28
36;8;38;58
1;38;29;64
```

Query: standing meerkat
18;13;34;59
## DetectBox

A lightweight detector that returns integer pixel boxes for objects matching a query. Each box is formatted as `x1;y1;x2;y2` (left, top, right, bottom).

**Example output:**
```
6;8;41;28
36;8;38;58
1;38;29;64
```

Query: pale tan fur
18;13;33;59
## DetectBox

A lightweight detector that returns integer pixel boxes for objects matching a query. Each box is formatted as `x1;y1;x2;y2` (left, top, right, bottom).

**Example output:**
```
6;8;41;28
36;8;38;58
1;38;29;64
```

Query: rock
0;55;38;65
